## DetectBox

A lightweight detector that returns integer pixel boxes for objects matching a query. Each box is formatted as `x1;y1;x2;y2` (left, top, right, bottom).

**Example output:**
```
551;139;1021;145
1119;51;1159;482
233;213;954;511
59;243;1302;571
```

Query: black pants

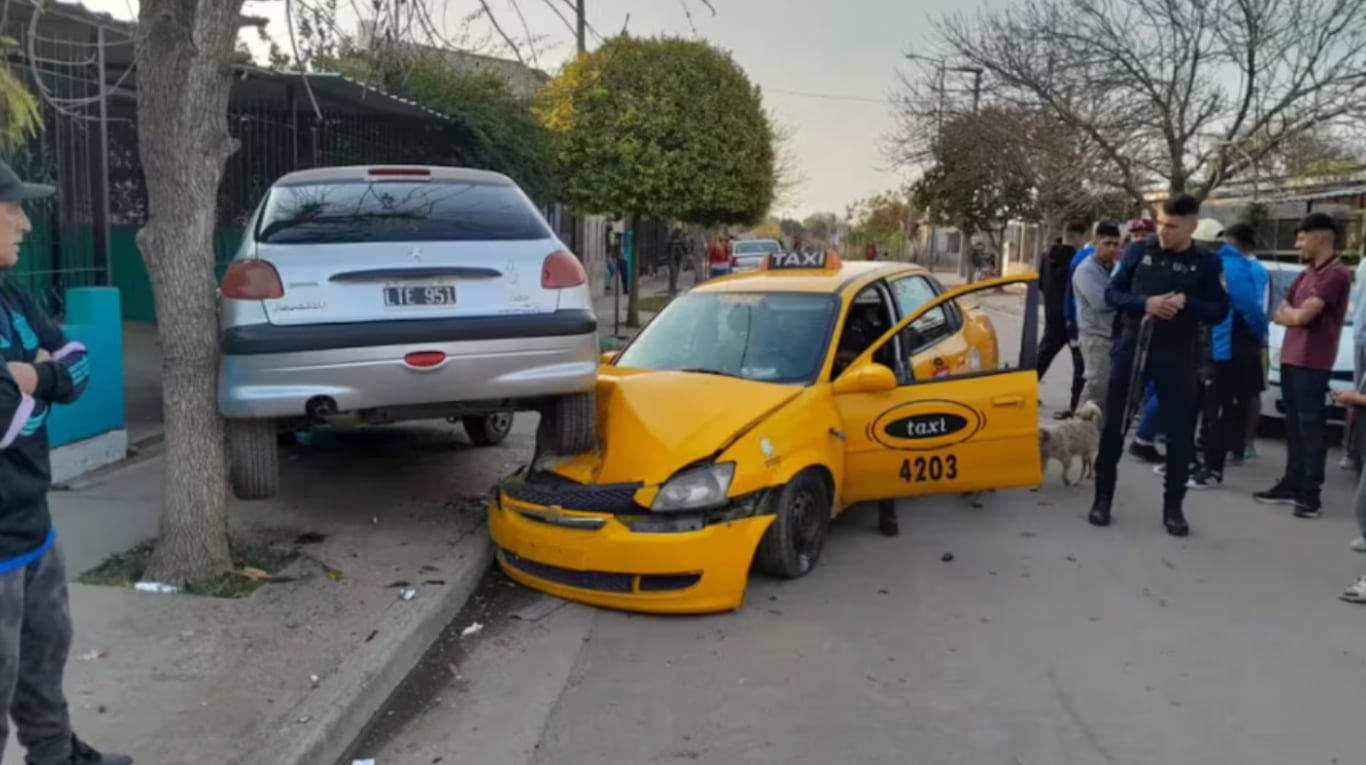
1203;359;1260;475
1280;364;1332;507
0;541;75;763
1038;317;1084;412
1095;343;1200;507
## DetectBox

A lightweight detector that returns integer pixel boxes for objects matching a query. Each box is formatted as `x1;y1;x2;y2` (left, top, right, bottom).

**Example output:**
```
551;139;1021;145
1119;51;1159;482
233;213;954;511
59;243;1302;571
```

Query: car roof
693;260;927;295
273;165;515;186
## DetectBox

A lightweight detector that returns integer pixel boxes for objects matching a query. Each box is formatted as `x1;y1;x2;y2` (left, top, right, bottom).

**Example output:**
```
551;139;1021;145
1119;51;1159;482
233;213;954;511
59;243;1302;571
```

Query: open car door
833;274;1042;503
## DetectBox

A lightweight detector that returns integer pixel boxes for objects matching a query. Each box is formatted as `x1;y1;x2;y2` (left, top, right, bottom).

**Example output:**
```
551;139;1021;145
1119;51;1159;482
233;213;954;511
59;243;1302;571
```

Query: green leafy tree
0;37;41;152
536;35;776;325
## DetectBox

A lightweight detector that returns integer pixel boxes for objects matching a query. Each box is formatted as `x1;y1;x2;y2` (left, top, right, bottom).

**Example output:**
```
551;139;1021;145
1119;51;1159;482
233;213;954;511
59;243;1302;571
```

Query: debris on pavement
238;566;270;581
294;531;327;545
134;581;179;594
78;650;108;661
310;674;320;688
460;621;484;638
941;552;955;562
400;587;419;601
511;596;566;623
352;759;376;765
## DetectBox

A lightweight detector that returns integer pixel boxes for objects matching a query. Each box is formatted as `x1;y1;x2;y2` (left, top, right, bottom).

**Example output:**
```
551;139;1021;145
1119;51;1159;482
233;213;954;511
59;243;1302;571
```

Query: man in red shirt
864;242;877;261
707;235;731;280
1254;213;1351;517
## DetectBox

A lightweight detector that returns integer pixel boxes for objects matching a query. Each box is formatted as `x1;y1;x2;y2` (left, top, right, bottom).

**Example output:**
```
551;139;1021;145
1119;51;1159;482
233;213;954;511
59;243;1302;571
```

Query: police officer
1;159;133;764
1088;194;1229;536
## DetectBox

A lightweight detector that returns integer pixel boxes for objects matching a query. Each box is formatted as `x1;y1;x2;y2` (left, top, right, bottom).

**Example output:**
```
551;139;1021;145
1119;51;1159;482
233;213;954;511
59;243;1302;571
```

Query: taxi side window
890;276;958;354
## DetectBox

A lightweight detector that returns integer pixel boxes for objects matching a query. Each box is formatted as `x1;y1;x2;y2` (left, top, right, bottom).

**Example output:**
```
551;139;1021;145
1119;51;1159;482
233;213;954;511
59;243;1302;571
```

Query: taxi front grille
503;478;645;513
499;549;701;594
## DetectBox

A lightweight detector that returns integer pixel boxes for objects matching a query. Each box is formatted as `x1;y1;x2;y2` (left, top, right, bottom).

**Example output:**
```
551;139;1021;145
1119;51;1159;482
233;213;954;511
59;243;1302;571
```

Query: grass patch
637;295;672;313
77;541;299;599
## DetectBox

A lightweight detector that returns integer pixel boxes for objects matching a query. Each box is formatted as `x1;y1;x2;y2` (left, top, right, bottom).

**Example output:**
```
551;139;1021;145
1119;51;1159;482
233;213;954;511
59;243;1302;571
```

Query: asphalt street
345;295;1366;765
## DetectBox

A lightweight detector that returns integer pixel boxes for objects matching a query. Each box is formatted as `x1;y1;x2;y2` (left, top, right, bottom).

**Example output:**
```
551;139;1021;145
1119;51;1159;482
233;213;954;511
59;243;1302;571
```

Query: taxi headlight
652;463;735;512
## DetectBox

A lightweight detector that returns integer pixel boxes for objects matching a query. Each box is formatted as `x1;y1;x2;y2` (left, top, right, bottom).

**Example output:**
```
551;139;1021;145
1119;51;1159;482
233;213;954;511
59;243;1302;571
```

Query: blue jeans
1280;364;1331;506
1135;382;1161;442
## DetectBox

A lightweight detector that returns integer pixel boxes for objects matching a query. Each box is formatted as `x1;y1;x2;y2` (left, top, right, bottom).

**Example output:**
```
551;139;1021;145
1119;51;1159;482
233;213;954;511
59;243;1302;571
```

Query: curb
235;527;495;765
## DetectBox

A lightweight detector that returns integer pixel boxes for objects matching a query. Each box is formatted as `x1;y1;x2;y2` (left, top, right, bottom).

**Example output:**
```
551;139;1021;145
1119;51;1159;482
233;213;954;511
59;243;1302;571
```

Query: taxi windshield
616;291;840;384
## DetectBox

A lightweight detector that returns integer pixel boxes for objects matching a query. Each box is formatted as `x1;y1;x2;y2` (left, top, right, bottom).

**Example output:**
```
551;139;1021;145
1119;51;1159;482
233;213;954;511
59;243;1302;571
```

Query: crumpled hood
551;369;801;486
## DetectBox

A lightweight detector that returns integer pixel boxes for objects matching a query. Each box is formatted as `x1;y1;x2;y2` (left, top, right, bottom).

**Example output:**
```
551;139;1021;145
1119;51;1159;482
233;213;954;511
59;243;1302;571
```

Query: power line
766;88;892;105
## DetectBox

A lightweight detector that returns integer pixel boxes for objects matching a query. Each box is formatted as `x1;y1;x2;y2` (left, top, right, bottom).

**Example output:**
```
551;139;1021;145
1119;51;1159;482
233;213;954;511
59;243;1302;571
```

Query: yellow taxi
489;251;1043;613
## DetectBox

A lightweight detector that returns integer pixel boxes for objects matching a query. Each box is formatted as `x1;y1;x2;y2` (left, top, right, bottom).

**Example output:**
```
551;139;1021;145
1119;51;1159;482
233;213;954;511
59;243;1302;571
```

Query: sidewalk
19;419;535;765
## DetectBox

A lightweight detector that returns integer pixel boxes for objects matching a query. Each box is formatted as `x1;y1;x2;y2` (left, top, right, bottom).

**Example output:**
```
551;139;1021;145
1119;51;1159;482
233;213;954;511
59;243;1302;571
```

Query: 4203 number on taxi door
899;455;959;483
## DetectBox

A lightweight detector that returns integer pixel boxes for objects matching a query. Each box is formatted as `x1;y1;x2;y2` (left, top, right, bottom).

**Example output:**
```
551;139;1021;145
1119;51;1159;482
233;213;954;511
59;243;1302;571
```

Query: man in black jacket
0;159;132;765
1037;223;1089;396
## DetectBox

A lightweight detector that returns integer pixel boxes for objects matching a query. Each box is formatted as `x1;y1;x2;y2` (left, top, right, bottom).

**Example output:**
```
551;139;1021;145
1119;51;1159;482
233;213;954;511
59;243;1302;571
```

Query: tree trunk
626;217;641;327
135;0;247;583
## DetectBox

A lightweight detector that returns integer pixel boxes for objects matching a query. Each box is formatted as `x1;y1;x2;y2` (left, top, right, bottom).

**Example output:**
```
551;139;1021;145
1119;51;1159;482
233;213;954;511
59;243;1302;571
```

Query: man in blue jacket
1189;222;1268;488
0;159;132;764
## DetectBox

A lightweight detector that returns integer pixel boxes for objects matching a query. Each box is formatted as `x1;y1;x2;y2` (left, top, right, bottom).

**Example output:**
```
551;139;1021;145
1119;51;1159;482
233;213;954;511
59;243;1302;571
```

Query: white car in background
729;238;783;272
1262;261;1356;426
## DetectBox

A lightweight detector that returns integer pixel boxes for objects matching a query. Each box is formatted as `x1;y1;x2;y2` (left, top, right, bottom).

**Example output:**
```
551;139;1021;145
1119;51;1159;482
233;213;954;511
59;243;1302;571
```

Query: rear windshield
255;181;553;244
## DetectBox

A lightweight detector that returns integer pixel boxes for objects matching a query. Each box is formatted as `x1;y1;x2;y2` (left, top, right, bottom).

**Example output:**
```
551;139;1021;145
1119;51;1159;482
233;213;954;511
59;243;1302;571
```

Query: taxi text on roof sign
765;250;842;271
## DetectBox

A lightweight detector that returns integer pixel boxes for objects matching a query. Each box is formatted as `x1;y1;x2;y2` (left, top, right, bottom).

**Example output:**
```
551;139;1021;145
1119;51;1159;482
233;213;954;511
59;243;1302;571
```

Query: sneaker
1243;445;1257;459
1339;576;1366;604
1350;537;1366;553
1253;483;1297;505
1153;462;1199;478
71;735;133;765
1293;502;1322;519
1340;455;1357;470
1129;442;1164;463
1187;469;1222;489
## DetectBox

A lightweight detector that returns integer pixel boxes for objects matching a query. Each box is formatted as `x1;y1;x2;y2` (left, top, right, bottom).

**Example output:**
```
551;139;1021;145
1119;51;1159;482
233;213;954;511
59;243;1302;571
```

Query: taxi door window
834;284;899;379
890;276;960;355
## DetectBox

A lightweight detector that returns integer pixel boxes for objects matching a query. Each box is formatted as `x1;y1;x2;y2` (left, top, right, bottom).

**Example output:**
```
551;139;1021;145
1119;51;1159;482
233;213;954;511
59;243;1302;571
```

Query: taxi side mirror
600;351;620;365
833;363;897;395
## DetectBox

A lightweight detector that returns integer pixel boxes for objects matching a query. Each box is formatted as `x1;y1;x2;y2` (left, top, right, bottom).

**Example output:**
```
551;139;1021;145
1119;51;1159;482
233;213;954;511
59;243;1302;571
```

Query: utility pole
576;0;586;55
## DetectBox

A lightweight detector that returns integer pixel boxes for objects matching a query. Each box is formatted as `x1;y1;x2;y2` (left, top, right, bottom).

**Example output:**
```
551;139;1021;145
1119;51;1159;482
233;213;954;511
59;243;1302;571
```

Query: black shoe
1253;483;1297;505
1088;494;1112;527
1186;468;1222;490
71;735;133;765
1163;508;1190;537
877;503;899;537
1293;502;1322;519
1128;442;1164;463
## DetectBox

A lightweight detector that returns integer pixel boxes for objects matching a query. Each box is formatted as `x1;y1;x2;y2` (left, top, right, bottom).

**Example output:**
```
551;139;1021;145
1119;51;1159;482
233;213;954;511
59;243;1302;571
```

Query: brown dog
1038;401;1103;487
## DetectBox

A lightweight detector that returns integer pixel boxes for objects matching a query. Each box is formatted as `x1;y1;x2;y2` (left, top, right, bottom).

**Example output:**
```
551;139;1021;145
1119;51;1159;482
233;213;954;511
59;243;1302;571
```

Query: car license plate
384;285;455;307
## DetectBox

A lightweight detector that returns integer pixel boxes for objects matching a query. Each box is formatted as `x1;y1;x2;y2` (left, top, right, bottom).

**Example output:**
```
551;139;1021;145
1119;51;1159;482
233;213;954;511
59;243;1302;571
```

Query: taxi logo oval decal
870;399;986;452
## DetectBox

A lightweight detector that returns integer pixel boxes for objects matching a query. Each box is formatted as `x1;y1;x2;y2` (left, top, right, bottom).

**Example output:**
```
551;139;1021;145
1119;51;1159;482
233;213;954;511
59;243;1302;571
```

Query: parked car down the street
489;252;1037;614
729;238;783;272
217;165;599;499
1262;260;1357;426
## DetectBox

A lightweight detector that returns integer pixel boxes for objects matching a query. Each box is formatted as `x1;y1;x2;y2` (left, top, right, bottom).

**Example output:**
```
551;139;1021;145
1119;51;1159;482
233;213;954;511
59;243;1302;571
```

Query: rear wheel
538;393;596;454
229;419;280;500
463;412;515;446
756;471;831;579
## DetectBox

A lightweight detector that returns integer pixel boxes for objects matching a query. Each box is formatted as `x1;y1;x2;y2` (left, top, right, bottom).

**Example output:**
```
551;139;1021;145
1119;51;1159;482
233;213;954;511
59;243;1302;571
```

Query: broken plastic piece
460;621;484;638
240;566;269;581
134;582;180;594
400;587;418;601
78;650;107;661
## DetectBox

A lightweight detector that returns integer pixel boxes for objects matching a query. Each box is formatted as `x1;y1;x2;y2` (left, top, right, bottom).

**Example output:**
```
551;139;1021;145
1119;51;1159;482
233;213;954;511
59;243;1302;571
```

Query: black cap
1296;212;1338;235
0;158;55;203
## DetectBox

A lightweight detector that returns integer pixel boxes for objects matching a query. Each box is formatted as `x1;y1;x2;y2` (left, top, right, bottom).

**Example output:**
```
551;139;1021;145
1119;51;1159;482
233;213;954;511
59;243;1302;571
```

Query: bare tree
919;0;1366;202
134;0;253;582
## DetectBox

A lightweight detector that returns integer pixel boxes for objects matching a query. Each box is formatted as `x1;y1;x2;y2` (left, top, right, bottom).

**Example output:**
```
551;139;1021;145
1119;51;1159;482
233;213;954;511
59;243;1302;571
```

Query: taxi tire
756;471;830;579
229;418;280;500
540;393;597;454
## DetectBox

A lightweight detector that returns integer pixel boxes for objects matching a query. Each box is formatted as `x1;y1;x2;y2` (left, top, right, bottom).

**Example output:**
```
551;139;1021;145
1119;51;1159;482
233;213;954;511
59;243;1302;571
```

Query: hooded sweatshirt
0;277;89;569
1211;242;1269;361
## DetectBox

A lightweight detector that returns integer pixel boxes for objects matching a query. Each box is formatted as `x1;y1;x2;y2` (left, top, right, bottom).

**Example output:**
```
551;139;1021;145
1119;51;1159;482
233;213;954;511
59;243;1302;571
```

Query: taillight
221;260;284;300
368;167;431;178
404;351;446;368
542;250;587;289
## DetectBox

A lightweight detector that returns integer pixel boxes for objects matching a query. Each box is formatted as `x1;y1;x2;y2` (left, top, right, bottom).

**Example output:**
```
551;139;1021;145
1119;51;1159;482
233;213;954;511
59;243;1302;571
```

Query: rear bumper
488;493;773;614
219;328;598;419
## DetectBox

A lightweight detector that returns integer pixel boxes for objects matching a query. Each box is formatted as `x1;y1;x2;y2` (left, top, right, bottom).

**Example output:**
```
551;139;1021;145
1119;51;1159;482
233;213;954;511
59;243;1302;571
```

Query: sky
82;0;971;219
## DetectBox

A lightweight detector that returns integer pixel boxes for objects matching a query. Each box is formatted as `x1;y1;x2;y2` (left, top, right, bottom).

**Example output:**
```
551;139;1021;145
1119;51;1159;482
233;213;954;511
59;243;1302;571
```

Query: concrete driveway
353;296;1366;765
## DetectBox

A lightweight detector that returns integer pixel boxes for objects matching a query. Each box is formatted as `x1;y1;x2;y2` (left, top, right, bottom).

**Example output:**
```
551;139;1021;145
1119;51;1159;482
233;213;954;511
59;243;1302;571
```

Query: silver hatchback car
218;165;599;499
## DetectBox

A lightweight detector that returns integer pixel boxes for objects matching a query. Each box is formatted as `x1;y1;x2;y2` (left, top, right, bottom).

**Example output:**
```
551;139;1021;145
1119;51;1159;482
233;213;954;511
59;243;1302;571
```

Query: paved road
350;296;1366;765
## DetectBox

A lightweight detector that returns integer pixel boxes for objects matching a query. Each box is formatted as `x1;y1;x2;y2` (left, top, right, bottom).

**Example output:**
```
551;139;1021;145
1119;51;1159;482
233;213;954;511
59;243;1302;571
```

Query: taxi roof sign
764;250;842;271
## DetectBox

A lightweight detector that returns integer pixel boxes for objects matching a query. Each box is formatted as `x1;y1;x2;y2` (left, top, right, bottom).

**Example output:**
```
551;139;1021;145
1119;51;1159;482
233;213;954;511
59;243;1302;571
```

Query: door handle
992;395;1024;407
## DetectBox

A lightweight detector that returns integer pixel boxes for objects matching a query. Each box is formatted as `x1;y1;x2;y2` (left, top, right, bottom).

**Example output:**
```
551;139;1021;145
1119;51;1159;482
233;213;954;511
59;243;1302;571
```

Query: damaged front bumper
487;480;775;614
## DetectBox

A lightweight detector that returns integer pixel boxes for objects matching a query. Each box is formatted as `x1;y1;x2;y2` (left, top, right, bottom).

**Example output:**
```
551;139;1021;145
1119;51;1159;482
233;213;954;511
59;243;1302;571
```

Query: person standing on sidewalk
1254;213;1352;518
1038;222;1089;416
1188;222;1269;489
1342;253;1366;471
707;234;731;280
1071;221;1122;411
1088;194;1228;536
0;160;132;765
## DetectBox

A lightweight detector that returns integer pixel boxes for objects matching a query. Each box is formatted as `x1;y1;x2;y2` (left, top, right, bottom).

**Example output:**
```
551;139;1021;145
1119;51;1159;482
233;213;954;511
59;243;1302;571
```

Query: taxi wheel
756;471;831;579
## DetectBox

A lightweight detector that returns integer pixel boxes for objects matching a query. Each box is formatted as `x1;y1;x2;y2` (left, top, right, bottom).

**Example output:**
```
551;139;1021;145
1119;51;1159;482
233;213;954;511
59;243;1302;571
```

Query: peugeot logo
408;248;424;262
